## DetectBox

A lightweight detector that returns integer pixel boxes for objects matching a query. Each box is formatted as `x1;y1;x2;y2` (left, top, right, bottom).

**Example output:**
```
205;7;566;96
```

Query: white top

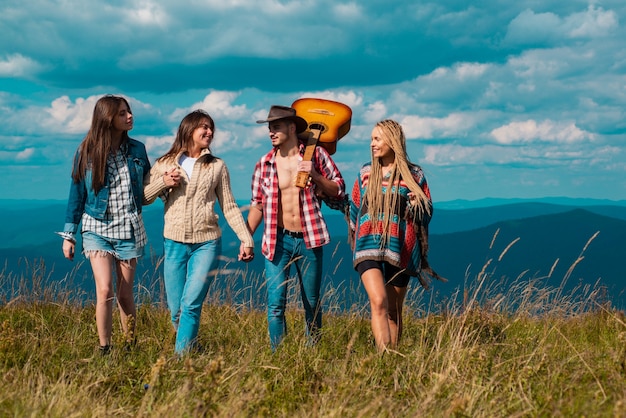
179;154;197;179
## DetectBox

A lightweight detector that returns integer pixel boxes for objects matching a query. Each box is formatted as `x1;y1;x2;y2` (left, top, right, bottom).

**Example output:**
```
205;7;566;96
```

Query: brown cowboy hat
256;105;308;134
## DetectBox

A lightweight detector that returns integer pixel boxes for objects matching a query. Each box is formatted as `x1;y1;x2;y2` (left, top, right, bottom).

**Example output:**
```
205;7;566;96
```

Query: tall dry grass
1;232;625;417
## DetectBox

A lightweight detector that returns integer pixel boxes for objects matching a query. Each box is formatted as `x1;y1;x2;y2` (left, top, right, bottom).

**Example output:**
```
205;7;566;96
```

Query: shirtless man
247;105;345;350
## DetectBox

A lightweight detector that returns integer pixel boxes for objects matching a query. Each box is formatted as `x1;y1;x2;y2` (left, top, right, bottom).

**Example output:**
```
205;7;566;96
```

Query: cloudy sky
2;0;625;204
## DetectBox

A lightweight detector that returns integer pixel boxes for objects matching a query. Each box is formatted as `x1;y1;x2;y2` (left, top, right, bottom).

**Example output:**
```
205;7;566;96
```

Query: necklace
382;164;394;178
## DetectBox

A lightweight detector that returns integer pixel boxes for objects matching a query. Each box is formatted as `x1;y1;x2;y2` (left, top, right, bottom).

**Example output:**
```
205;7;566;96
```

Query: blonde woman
349;119;444;352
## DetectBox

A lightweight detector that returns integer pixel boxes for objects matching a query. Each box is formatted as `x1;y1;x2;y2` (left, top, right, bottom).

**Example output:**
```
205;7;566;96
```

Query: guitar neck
302;129;321;161
295;129;321;188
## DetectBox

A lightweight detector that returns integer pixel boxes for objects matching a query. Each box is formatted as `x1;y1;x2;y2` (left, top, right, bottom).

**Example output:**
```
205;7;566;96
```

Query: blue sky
1;0;625;203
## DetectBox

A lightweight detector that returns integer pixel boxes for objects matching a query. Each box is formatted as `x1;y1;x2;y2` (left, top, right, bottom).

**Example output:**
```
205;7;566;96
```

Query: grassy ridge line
1;261;626;416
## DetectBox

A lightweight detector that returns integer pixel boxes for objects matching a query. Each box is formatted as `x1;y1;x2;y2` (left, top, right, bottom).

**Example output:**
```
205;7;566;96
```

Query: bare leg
89;253;115;347
386;284;408;348
115;258;137;343
360;268;391;352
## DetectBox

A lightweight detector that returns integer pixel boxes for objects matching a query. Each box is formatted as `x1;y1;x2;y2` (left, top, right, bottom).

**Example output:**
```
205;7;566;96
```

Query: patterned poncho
349;162;440;288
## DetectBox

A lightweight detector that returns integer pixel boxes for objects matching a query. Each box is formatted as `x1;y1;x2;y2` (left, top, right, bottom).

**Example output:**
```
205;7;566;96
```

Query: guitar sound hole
309;123;327;133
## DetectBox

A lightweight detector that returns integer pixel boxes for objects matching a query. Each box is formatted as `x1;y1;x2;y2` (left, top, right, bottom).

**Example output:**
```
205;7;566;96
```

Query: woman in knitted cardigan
349;119;444;352
144;110;254;355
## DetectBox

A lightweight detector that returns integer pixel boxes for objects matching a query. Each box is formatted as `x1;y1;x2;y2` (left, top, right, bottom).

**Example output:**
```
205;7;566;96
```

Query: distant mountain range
1;198;625;310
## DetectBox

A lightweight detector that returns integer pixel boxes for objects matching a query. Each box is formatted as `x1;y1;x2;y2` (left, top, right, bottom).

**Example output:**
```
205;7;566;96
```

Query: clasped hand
238;243;254;262
163;167;182;187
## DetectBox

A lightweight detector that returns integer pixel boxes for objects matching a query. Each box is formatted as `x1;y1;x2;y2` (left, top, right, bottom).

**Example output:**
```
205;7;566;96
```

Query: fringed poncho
349;162;433;285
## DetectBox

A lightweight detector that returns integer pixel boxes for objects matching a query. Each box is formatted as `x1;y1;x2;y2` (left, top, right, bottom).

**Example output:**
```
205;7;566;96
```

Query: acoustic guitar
291;98;352;188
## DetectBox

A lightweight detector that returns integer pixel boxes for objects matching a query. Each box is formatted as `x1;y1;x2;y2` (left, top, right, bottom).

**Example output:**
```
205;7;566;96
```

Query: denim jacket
62;138;151;236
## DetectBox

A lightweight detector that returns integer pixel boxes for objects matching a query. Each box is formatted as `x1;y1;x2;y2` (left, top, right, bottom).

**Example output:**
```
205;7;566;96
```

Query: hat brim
256;116;308;134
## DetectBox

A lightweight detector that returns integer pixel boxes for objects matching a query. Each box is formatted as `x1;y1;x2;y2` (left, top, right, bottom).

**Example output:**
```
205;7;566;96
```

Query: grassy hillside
1;266;625;417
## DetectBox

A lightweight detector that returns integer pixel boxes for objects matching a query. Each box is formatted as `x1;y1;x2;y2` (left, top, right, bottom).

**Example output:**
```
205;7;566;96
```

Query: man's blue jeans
163;238;221;354
264;231;323;350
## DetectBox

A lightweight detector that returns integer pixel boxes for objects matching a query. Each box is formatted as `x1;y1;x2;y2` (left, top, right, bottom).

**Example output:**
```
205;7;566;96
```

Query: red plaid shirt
250;141;345;260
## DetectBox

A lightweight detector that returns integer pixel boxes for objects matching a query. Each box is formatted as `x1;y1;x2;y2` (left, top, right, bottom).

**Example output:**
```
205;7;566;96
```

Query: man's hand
238;243;254;262
297;161;320;181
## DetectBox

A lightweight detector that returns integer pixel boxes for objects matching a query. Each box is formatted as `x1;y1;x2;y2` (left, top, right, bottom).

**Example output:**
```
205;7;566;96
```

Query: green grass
1;249;626;417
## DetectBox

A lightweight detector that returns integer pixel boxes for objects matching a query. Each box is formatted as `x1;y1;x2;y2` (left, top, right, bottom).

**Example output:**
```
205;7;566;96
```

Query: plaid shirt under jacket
82;145;147;249
250;141;345;261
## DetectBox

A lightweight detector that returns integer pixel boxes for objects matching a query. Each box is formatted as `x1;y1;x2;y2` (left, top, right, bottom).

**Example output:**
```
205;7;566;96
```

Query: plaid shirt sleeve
251;150;280;260
312;145;345;199
299;145;346;249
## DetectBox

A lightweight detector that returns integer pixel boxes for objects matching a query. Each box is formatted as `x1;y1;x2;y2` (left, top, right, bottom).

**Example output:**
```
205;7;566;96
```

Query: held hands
62;239;75;261
238;243;254;263
163;167;182;187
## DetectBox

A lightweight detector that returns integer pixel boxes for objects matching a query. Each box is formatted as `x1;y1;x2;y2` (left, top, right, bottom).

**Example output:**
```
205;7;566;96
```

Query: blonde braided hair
365;119;431;247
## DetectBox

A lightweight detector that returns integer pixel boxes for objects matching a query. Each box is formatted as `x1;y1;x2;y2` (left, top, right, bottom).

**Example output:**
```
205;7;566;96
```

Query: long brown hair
72;95;132;193
158;110;215;164
364;119;432;246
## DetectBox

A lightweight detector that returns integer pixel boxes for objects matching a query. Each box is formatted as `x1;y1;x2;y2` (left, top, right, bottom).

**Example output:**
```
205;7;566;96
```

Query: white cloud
0;54;43;77
422;141;612;168
362;101;387;124
128;0;170;26
507;50;564;79
0;146;36;164
38;94;151;136
142;134;175;161
565;5;618;38
454;62;490;80
400;113;474;139
423;144;497;166
212;130;239;153
16;148;35;161
43;95;99;134
505;5;618;45
1;1;626;201
297;90;363;109
491;120;592;144
171;91;248;122
505;9;561;45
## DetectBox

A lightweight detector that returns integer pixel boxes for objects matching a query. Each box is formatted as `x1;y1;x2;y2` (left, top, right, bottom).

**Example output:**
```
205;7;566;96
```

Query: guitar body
292;98;352;152
291;98;352;188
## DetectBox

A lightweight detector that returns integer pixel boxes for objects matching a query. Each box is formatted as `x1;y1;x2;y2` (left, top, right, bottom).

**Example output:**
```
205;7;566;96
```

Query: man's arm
307;165;340;197
298;146;345;198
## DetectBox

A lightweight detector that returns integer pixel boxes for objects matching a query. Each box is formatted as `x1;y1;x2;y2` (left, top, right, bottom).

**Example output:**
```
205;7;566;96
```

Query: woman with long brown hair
144;110;253;355
59;95;150;354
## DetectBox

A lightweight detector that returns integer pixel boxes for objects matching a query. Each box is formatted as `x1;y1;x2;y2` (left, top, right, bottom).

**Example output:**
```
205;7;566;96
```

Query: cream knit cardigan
143;150;254;247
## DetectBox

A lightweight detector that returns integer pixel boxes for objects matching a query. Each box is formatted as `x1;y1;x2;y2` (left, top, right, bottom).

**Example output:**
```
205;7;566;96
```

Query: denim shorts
82;231;144;260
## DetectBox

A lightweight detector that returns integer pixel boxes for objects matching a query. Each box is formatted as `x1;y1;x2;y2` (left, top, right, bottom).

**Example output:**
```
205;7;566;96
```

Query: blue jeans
264;231;323;350
163;238;221;354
